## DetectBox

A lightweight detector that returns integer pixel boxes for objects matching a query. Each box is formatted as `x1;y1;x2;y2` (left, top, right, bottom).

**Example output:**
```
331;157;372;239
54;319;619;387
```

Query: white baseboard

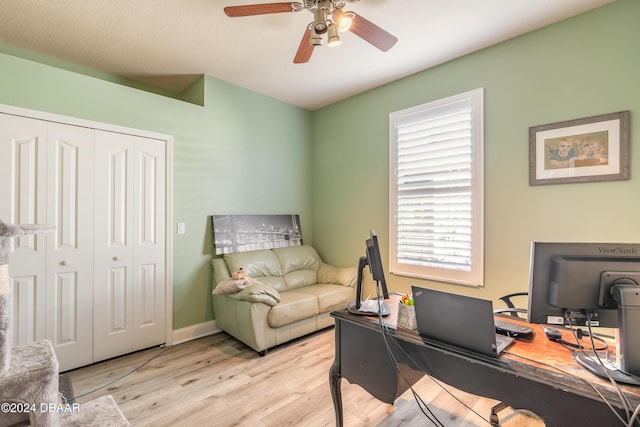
171;320;222;345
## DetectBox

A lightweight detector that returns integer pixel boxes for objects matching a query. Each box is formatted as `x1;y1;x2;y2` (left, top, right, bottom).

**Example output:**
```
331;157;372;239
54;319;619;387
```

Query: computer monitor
528;241;640;380
365;231;388;290
347;230;390;316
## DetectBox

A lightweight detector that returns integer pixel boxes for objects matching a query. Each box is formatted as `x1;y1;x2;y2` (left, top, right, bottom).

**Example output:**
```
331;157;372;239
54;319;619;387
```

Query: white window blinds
389;89;484;286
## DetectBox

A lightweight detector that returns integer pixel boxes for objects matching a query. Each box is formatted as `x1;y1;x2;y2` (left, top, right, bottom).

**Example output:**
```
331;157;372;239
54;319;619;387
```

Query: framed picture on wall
529;110;630;185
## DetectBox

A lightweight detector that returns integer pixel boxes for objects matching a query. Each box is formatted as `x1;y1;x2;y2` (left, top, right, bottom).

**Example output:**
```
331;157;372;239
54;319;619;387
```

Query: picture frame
529;111;630;185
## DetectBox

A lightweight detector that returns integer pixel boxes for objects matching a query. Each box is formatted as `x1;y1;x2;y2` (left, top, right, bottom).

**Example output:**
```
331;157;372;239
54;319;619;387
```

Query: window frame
389;88;484;287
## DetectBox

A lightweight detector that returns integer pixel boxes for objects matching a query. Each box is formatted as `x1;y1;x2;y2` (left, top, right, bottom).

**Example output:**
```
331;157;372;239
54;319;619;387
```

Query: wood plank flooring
65;328;526;426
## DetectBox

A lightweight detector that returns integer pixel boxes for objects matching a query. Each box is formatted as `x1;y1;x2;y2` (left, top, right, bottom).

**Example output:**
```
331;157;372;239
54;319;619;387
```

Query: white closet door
46;122;95;371
93;132;166;361
0;114;49;346
132;135;166;350
93;131;135;360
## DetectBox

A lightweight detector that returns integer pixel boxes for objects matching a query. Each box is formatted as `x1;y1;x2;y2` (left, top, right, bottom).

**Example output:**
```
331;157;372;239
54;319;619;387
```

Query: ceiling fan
224;0;398;64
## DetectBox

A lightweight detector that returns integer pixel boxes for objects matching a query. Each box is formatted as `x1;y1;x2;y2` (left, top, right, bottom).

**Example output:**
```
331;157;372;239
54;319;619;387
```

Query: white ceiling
0;0;614;111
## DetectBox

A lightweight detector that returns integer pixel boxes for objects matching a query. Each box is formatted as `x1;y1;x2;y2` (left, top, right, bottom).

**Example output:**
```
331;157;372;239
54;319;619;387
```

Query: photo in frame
529;111;630;185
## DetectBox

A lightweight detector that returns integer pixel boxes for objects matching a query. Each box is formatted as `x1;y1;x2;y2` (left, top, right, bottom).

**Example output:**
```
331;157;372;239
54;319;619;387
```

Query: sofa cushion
268;291;318;328
283;270;317;290
273;245;321;274
253;276;287;292
223;249;286;292
273;246;322;290
294;284;354;312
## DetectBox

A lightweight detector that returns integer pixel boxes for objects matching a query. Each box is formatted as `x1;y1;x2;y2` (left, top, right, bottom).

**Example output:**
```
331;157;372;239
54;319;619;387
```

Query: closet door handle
113;256;121;261
60;260;70;266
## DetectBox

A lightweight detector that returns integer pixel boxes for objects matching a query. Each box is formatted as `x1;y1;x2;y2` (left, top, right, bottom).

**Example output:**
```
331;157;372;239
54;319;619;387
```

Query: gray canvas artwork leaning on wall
212;214;303;255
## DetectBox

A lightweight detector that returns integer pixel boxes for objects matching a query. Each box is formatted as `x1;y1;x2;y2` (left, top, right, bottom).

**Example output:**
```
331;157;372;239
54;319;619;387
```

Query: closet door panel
133;136;166;349
46;122;94;371
0;114;49;346
12;276;42;344
93;130;134;361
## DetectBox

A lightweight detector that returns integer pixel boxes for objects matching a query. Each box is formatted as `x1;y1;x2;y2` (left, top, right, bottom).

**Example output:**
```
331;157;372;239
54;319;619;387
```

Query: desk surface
330;306;640;426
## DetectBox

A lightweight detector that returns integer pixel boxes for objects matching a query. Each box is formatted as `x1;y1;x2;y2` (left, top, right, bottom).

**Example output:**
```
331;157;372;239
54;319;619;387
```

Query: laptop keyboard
495;334;515;354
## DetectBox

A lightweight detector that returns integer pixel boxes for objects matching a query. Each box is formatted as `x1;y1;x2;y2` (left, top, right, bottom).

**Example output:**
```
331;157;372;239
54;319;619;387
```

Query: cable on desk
564;312;636;425
627;403;640;427
376;299;492;426
503;349;629;426
372;284;494;426
372;283;445;427
578;317;632;422
541;313;636;426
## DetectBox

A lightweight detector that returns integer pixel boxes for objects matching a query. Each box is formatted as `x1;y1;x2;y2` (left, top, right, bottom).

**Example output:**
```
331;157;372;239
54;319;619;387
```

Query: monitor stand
347;298;391;317
573;352;640;386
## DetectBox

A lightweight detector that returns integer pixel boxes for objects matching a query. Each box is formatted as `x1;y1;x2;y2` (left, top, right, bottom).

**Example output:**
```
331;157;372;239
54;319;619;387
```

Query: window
389;88;484;286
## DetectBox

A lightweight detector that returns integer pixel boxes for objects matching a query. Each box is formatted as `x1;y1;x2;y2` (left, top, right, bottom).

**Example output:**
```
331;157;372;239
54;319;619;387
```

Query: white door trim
0;103;174;346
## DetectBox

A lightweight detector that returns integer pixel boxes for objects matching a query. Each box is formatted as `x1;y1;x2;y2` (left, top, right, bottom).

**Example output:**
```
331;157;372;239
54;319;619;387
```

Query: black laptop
411;286;514;357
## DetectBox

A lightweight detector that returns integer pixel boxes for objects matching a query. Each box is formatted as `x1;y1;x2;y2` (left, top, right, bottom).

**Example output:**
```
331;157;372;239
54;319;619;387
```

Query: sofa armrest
227;283;282;307
211;257;232;287
317;263;357;288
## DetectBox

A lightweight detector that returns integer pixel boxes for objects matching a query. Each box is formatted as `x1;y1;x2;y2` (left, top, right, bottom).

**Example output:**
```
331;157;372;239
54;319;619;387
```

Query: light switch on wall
177;223;186;235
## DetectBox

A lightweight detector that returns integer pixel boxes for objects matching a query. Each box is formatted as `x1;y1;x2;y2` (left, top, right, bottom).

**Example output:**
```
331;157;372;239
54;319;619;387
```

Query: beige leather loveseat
211;245;356;355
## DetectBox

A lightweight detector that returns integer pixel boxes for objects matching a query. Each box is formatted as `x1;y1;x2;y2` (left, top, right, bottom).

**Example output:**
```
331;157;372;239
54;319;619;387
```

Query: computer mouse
544;327;562;341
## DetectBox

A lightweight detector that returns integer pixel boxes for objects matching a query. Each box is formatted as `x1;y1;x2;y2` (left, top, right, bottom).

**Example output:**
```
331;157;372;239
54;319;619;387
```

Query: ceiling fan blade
293;27;314;64
346;12;398;52
224;2;298;17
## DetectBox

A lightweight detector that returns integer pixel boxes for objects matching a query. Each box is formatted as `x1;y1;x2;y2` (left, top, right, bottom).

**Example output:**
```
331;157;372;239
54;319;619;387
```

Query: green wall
1;0;637;330
0;52;312;329
311;0;640;303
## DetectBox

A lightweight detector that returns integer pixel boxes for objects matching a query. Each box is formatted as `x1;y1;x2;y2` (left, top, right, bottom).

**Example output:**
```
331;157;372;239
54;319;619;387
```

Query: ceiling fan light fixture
313;8;328;34
311;28;324;46
338;12;354;32
327;22;341;47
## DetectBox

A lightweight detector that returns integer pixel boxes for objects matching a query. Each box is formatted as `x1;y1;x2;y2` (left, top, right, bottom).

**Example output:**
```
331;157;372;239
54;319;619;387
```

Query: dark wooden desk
329;308;640;427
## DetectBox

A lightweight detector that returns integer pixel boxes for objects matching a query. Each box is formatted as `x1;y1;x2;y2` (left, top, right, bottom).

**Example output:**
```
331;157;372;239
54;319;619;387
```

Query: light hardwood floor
65;327;522;426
